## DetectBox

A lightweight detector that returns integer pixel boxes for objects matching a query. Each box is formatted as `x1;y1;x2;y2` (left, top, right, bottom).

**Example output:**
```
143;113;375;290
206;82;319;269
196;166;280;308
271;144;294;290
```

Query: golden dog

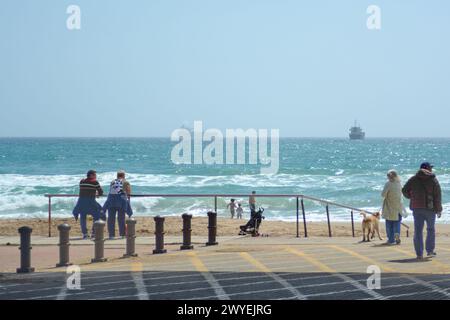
360;212;383;242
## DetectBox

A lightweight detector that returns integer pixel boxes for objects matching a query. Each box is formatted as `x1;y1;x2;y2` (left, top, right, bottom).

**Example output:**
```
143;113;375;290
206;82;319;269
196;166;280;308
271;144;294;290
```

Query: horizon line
1;136;450;139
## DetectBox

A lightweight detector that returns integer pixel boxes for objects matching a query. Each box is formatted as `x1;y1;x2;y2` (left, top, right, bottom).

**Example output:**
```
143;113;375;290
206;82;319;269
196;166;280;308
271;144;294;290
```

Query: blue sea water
0;138;449;222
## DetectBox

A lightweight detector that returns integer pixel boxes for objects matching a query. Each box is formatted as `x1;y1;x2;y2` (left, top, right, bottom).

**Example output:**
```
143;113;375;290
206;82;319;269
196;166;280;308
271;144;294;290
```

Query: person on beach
103;170;133;239
236;203;244;219
402;162;443;260
381;170;405;245
72;170;104;239
249;191;256;212
227;199;237;219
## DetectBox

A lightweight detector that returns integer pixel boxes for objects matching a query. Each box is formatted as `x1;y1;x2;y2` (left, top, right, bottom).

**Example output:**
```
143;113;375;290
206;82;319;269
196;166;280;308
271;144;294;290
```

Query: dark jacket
79;178;103;198
402;169;442;213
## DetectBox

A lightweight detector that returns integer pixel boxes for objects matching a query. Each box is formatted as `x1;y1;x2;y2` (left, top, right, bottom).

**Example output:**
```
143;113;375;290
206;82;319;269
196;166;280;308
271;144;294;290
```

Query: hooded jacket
402;169;442;213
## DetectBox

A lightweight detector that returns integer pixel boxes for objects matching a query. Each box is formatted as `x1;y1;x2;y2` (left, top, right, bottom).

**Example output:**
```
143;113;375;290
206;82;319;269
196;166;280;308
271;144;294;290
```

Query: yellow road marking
390;246;450;273
327;245;397;272
285;247;336;273
130;262;143;272
188;251;209;272
239;252;271;273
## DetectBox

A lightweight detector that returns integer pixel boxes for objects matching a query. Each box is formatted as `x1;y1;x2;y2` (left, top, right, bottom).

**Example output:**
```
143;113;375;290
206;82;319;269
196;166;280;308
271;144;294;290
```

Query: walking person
72;170;104;239
381;170;404;245
226;199;237;219
103;170;133;239
236;203;244;219
402;162;443;260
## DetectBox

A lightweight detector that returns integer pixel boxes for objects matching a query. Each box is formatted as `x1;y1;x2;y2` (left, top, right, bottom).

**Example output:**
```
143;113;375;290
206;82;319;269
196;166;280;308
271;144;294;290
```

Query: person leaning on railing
72;170;104;239
102;170;133;239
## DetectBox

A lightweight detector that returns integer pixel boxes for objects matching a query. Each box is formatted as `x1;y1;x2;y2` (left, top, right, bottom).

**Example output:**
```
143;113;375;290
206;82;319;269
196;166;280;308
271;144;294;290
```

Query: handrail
44;193;409;237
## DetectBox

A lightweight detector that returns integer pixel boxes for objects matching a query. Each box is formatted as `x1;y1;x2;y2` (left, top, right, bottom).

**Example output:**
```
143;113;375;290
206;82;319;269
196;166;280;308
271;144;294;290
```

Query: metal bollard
91;220;107;263
206;211;218;246
153;216;167;254
123;218;138;257
56;224;72;267
180;213;193;250
17;226;35;273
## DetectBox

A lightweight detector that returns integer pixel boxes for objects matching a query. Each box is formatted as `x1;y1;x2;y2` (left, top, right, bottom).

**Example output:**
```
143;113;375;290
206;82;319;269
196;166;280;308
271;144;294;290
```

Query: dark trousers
107;208;126;237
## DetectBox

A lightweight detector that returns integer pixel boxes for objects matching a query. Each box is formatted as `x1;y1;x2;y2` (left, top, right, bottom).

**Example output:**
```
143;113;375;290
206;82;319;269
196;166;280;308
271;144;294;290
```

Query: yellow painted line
187;251;209;272
327;245;397;273
285;247;335;273
239;252;271;273
390;246;450;273
131;262;143;272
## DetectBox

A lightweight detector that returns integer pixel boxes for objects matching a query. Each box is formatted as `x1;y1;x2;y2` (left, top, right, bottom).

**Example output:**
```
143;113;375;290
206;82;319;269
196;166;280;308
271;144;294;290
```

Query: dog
360;211;383;242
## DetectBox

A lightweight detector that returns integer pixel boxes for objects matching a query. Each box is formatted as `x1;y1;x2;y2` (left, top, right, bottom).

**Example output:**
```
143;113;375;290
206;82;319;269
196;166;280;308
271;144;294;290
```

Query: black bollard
56;224;72;267
180;213;193;250
123;218;138;257
91;220;107;263
17;226;35;273
206;211;218;246
153;216;167;254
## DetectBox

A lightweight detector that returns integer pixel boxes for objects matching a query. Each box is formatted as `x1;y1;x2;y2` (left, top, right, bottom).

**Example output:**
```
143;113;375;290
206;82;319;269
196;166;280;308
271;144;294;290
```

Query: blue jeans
107;208;126;237
386;214;403;243
79;213;100;236
413;209;436;257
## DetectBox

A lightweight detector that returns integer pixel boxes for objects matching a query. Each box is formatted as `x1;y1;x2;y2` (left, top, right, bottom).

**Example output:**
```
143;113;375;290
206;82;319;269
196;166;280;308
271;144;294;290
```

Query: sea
0;138;449;223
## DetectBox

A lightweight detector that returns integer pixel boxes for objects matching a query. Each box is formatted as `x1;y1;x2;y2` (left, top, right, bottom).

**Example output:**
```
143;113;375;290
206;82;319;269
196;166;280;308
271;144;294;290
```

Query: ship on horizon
349;121;365;140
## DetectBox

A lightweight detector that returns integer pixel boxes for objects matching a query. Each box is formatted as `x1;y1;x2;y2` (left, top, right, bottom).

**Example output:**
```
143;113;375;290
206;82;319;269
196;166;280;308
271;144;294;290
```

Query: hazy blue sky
1;0;449;137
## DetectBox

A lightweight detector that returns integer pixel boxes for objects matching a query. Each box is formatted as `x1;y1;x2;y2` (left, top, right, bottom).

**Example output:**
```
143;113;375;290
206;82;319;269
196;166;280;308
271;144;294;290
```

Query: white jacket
382;180;404;221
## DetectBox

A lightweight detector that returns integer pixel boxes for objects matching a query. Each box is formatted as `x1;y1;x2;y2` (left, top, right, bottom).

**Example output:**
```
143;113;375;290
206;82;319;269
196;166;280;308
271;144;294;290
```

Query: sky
0;0;449;138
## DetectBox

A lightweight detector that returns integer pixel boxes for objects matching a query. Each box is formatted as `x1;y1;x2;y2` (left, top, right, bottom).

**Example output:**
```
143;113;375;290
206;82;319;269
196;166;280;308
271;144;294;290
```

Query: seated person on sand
72;170;104;239
103;170;133;239
227;198;237;218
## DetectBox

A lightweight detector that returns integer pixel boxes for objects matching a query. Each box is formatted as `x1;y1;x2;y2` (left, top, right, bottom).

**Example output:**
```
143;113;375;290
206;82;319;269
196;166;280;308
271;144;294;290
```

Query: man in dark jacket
402;162;442;260
72;170;104;239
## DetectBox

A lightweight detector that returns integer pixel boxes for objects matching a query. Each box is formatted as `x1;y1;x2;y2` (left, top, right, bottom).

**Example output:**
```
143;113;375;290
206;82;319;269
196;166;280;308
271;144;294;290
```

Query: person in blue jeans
402;162;443;260
382;170;404;245
103;170;133;239
72;170;104;239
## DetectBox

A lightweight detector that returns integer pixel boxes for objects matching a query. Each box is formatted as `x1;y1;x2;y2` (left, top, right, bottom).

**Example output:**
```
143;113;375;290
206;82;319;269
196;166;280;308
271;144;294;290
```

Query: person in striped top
72;170;104;239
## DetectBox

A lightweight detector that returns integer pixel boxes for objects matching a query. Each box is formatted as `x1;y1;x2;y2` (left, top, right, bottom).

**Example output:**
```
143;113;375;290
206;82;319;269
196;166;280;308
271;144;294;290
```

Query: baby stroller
239;207;265;237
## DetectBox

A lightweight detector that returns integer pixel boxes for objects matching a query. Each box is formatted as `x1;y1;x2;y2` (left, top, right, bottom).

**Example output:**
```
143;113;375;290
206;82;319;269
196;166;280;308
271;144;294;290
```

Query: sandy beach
1;216;450;238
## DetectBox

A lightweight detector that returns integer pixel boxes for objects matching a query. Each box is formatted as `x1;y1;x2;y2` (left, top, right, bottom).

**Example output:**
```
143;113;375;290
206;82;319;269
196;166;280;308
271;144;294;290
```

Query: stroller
239;207;265;237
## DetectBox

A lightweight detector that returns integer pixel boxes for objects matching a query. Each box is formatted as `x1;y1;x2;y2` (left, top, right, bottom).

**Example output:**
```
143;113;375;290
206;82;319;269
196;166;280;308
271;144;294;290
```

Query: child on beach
236;203;243;219
227;199;237;219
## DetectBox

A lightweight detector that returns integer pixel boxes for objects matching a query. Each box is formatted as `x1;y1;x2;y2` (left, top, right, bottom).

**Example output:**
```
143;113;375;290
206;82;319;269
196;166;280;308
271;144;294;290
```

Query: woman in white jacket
382;170;405;245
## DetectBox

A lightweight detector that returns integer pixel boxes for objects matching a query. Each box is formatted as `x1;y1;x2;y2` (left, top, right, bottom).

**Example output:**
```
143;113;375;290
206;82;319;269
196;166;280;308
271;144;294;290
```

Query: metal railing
44;193;409;238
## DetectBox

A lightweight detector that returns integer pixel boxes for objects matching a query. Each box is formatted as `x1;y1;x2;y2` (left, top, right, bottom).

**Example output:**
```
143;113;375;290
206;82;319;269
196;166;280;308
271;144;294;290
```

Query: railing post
153;216;167;254
301;198;308;238
17;226;34;273
326;205;332;237
214;196;217;214
180;213;193;250
56;224;71;267
91;220;107;263
206;211;218;246
296;197;299;238
350;210;355;238
48;196;52;238
123;218;137;257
